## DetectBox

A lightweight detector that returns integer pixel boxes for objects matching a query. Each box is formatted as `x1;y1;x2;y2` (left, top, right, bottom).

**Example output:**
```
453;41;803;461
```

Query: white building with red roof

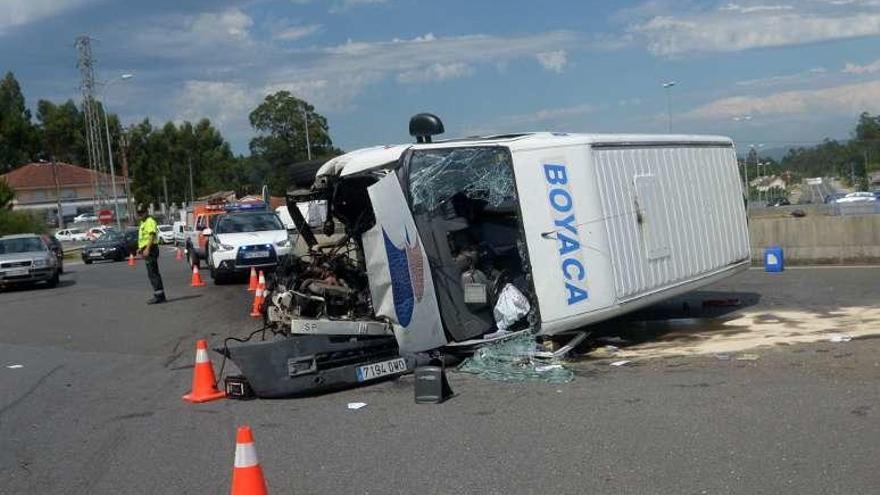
0;162;128;219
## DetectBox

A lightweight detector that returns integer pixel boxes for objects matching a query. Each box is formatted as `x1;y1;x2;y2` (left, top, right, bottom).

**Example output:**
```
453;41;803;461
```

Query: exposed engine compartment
267;145;538;343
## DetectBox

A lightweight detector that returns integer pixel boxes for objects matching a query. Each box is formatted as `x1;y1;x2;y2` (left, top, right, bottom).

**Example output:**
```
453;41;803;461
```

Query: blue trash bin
764;246;784;272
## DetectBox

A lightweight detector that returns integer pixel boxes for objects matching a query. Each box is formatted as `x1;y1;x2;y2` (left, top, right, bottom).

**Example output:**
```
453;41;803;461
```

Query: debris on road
829;335;853;343
459;333;574;383
736;353;760;361
609;360;631;367
6;364;23;369
590;345;621;358
347;402;368;410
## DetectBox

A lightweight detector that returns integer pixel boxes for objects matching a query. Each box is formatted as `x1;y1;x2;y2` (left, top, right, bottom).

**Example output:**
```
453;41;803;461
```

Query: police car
204;203;293;284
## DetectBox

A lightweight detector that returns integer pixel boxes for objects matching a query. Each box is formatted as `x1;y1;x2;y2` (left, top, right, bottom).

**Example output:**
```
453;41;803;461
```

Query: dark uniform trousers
144;245;165;297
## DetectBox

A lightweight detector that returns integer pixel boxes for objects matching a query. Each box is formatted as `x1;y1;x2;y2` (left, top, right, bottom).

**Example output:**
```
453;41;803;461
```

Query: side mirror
202;228;213;236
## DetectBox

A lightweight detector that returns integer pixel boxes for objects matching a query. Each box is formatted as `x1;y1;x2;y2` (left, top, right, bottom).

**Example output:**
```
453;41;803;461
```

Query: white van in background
172;221;187;246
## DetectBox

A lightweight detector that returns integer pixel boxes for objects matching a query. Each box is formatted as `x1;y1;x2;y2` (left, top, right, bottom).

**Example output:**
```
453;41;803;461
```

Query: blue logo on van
543;163;588;305
382;228;425;327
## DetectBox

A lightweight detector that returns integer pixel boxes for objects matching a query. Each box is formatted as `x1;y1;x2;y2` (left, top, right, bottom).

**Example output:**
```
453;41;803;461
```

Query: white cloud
536;50;568;73
0;0;96;33
273;23;322;41
262;31;577;108
719;3;794;13
683;80;880;121
628;1;880;56
329;0;388;13
129;8;257;61
174;81;253;129
191;9;252;41
397;63;474;84
735;67;827;87
842;58;880;74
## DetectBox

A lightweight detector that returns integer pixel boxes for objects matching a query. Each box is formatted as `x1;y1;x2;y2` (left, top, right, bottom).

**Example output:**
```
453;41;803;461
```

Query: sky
2;0;880;156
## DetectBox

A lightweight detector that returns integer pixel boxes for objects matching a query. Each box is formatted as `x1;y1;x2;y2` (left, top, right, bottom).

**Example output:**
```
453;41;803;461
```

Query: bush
0;209;47;236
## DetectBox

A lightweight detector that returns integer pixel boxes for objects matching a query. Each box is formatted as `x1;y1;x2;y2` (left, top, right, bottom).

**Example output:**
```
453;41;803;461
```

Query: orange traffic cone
247;267;258;292
175;247;184;261
258;270;266;288
182;339;226;403
249;285;263;318
128;253;136;266
190;265;206;287
230;426;269;495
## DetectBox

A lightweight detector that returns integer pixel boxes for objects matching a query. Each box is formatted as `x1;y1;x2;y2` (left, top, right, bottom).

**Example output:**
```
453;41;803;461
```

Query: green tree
125;118;244;205
0;72;40;172
248;91;337;194
855;112;880;141
0;178;45;235
36;99;88;164
0;178;14;208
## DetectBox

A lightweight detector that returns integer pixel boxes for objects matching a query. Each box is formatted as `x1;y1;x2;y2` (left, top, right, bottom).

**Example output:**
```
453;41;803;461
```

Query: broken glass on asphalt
458;333;574;384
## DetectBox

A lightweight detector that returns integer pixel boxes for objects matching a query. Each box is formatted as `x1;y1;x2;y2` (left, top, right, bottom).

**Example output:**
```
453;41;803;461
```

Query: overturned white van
227;114;750;397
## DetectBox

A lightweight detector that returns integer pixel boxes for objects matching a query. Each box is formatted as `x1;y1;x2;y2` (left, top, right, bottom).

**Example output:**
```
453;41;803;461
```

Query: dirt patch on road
602;306;880;359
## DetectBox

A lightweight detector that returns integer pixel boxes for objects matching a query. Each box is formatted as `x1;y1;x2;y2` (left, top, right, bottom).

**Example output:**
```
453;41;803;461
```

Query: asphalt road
1;256;879;494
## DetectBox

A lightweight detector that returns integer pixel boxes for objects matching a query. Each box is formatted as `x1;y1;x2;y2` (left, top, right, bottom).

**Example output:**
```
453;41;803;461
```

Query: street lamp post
302;104;312;161
100;73;133;230
748;144;764;204
662;81;676;133
732;115;755;202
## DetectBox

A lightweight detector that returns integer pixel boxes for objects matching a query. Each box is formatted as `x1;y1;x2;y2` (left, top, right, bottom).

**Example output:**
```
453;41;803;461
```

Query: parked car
835;192;877;204
73;213;98;224
85;226;109;241
0;234;60;289
41;235;64;274
157;224;175;244
766;197;791;207
81;229;137;263
824;193;846;204
55;228;88;242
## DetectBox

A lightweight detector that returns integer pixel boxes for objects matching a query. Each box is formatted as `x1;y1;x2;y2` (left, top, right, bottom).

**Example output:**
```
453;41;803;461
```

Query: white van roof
316;133;734;178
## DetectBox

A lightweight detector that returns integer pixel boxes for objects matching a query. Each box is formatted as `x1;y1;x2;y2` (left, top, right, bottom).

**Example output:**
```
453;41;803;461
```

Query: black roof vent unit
409;113;444;143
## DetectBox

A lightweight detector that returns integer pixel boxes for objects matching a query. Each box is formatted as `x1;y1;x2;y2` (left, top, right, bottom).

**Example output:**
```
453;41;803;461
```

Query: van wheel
46;272;59;288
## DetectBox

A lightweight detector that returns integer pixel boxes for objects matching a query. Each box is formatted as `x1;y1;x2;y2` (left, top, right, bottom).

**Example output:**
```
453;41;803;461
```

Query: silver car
0;234;60;289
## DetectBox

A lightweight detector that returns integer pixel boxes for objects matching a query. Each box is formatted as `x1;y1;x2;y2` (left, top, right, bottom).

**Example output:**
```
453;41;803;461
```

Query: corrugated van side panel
592;145;749;301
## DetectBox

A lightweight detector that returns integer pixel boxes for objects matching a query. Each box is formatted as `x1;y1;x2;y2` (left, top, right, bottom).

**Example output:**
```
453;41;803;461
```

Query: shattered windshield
408;147;516;213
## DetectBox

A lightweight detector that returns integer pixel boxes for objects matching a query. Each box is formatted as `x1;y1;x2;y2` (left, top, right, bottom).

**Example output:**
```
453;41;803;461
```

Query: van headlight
33;258;48;267
276;238;291;247
217;243;235;252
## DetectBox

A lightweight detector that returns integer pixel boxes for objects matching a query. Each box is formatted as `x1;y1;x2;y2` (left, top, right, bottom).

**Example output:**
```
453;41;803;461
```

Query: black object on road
224;375;256;400
414;364;453;404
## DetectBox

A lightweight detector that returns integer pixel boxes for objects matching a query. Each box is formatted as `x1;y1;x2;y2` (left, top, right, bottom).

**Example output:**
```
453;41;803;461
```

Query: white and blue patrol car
205;205;293;284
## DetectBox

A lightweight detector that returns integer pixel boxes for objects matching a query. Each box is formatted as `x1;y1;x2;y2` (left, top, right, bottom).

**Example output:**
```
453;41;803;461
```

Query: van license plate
243;251;268;259
356;358;407;382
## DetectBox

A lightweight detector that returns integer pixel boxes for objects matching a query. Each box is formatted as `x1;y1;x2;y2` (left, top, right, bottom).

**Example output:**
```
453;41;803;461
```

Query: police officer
137;205;166;304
